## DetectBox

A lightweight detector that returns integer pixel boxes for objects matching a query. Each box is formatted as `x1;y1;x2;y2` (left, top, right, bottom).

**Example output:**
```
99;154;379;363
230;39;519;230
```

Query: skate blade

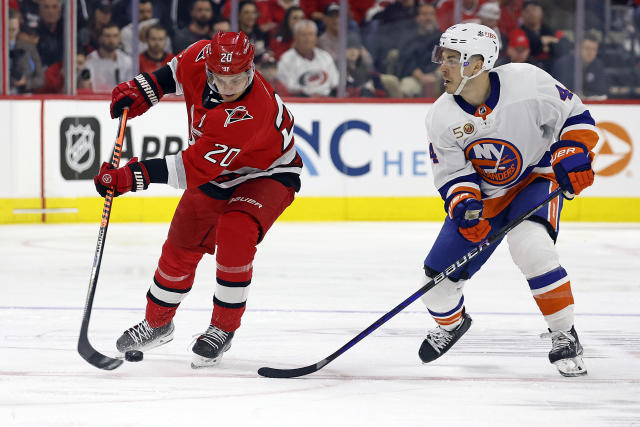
554;356;587;377
118;335;174;354
191;354;223;369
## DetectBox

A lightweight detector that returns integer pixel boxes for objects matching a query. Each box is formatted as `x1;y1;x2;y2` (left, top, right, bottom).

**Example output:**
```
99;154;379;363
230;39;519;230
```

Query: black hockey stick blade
258;360;330;379
258;188;563;378
77;109;128;370
78;334;123;370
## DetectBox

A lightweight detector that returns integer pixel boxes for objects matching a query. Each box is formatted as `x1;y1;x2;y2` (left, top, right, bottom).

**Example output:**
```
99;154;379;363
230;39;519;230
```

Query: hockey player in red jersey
94;32;302;368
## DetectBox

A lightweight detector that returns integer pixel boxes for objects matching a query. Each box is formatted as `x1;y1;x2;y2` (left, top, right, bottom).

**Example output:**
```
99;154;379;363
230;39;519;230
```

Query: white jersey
426;63;599;217
85;49;133;93
276;47;339;96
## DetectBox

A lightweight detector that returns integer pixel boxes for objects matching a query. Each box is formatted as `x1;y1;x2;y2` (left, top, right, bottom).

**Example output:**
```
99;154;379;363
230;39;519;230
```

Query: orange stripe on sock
434;312;462;326
533;281;575;315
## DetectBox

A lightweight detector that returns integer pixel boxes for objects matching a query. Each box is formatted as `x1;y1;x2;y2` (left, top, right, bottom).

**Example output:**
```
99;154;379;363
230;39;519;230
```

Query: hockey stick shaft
258;187;563;378
78;109;129;370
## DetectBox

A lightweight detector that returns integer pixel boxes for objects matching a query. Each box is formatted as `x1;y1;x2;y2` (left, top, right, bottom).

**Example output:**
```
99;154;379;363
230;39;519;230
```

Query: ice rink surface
1;221;639;426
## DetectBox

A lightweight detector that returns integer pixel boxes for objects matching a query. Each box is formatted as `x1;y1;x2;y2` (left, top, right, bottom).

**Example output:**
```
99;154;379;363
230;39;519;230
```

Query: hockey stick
258;187;563;378
78;108;129;370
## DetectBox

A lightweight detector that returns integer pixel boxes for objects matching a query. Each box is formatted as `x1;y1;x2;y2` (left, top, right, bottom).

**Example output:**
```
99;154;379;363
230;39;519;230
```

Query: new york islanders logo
224;106;253;127
465;138;522;186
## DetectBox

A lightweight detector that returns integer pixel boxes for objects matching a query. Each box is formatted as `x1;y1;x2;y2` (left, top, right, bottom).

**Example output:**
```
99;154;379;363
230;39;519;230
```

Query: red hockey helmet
205;31;255;75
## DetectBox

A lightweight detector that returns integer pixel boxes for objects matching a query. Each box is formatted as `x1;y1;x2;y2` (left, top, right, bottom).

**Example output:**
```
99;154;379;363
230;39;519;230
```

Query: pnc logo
593;121;633;176
465;138;522;186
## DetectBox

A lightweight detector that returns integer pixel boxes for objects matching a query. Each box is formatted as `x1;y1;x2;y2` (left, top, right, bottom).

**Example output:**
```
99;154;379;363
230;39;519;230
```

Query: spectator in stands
494;28;541;67
37;0;64;67
317;3;362;61
37;51;93;94
475;2;505;51
120;0;172;55
257;51;290;95
345;33;389;98
256;0;297;34
397;3;441;97
9;9;44;93
84;23;133;92
172;0;213;54
436;0;484;32
270;6;305;60
212;18;231;35
551;31;608;99
19;0;41;30
76;52;93;92
237;1;270;59
78;3;113;54
365;0;417;75
497;0;524;38
520;0;559;69
276;19;339;96
139;24;175;74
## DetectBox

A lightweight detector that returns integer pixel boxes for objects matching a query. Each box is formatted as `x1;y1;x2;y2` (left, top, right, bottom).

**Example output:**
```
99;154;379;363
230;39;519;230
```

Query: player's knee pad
419;269;465;312
507;220;560;279
216;211;260;280
157;240;203;283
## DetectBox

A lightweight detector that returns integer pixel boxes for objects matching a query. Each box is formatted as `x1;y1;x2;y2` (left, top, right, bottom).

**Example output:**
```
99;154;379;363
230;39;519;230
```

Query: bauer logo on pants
60;117;100;180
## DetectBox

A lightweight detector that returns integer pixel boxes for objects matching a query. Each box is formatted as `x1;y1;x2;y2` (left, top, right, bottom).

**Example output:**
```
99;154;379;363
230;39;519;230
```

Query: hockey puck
124;350;144;362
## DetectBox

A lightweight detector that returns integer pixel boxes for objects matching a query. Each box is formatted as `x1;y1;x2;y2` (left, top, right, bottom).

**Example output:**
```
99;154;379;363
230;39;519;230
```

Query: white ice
1;221;639;426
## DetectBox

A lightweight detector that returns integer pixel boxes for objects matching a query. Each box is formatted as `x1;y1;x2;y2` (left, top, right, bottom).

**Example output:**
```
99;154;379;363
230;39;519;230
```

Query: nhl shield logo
60;117;101;180
224;106;253;127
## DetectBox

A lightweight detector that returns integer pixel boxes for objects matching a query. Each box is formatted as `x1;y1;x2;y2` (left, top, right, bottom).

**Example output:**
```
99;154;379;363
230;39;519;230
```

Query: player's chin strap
454;63;486;95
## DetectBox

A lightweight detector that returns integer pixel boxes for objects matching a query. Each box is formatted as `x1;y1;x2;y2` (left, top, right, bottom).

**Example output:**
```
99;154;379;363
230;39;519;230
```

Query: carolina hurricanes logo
465;138;522;186
298;70;329;87
102;174;112;184
224;106;253;127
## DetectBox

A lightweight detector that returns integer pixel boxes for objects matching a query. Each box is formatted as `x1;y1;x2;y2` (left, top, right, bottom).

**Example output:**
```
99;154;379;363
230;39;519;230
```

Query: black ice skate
419;311;473;363
541;325;587;377
191;325;234;369
116;320;174;353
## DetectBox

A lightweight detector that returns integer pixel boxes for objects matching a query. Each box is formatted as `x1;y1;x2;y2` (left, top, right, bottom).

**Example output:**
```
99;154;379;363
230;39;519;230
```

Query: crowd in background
6;0;640;99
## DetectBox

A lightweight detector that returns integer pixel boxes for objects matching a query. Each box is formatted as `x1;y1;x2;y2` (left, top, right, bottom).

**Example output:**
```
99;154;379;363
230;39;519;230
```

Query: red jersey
139;51;175;75
165;40;302;191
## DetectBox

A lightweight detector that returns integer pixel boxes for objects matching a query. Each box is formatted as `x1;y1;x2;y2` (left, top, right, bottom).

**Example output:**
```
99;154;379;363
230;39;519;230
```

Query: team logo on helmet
224;106;253;127
465;138;522;186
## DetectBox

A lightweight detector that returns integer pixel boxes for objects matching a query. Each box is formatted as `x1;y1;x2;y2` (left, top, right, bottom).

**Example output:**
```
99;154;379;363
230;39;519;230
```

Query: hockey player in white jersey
419;23;597;376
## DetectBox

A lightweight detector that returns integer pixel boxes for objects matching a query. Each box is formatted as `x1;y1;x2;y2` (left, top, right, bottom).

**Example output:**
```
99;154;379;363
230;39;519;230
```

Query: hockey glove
94;157;150;197
448;192;491;243
550;140;594;200
111;72;163;119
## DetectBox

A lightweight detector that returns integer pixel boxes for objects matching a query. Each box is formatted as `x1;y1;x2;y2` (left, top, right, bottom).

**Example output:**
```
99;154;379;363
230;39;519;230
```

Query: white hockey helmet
432;23;500;71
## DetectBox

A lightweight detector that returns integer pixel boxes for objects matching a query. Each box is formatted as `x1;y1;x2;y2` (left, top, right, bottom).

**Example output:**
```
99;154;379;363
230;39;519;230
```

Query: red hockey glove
94;157;150;197
110;72;163;119
550;140;595;200
448;192;491;243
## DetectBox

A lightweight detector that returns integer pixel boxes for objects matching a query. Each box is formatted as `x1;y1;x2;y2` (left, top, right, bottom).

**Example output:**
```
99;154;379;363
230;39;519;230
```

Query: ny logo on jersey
464;138;523;186
224;106;253;127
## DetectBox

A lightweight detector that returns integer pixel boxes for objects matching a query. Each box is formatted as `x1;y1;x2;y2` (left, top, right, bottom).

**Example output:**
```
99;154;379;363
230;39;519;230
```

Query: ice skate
541;325;587;377
419;311;472;363
116;320;174;353
191;325;234;369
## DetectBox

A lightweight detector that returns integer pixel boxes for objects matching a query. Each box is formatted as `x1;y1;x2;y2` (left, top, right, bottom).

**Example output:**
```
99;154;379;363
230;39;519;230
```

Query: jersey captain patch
224;106;253;127
465;138;522;186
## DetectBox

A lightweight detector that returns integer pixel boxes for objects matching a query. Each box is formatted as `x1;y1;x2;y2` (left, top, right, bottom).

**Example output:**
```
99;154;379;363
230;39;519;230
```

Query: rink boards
0;98;638;223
